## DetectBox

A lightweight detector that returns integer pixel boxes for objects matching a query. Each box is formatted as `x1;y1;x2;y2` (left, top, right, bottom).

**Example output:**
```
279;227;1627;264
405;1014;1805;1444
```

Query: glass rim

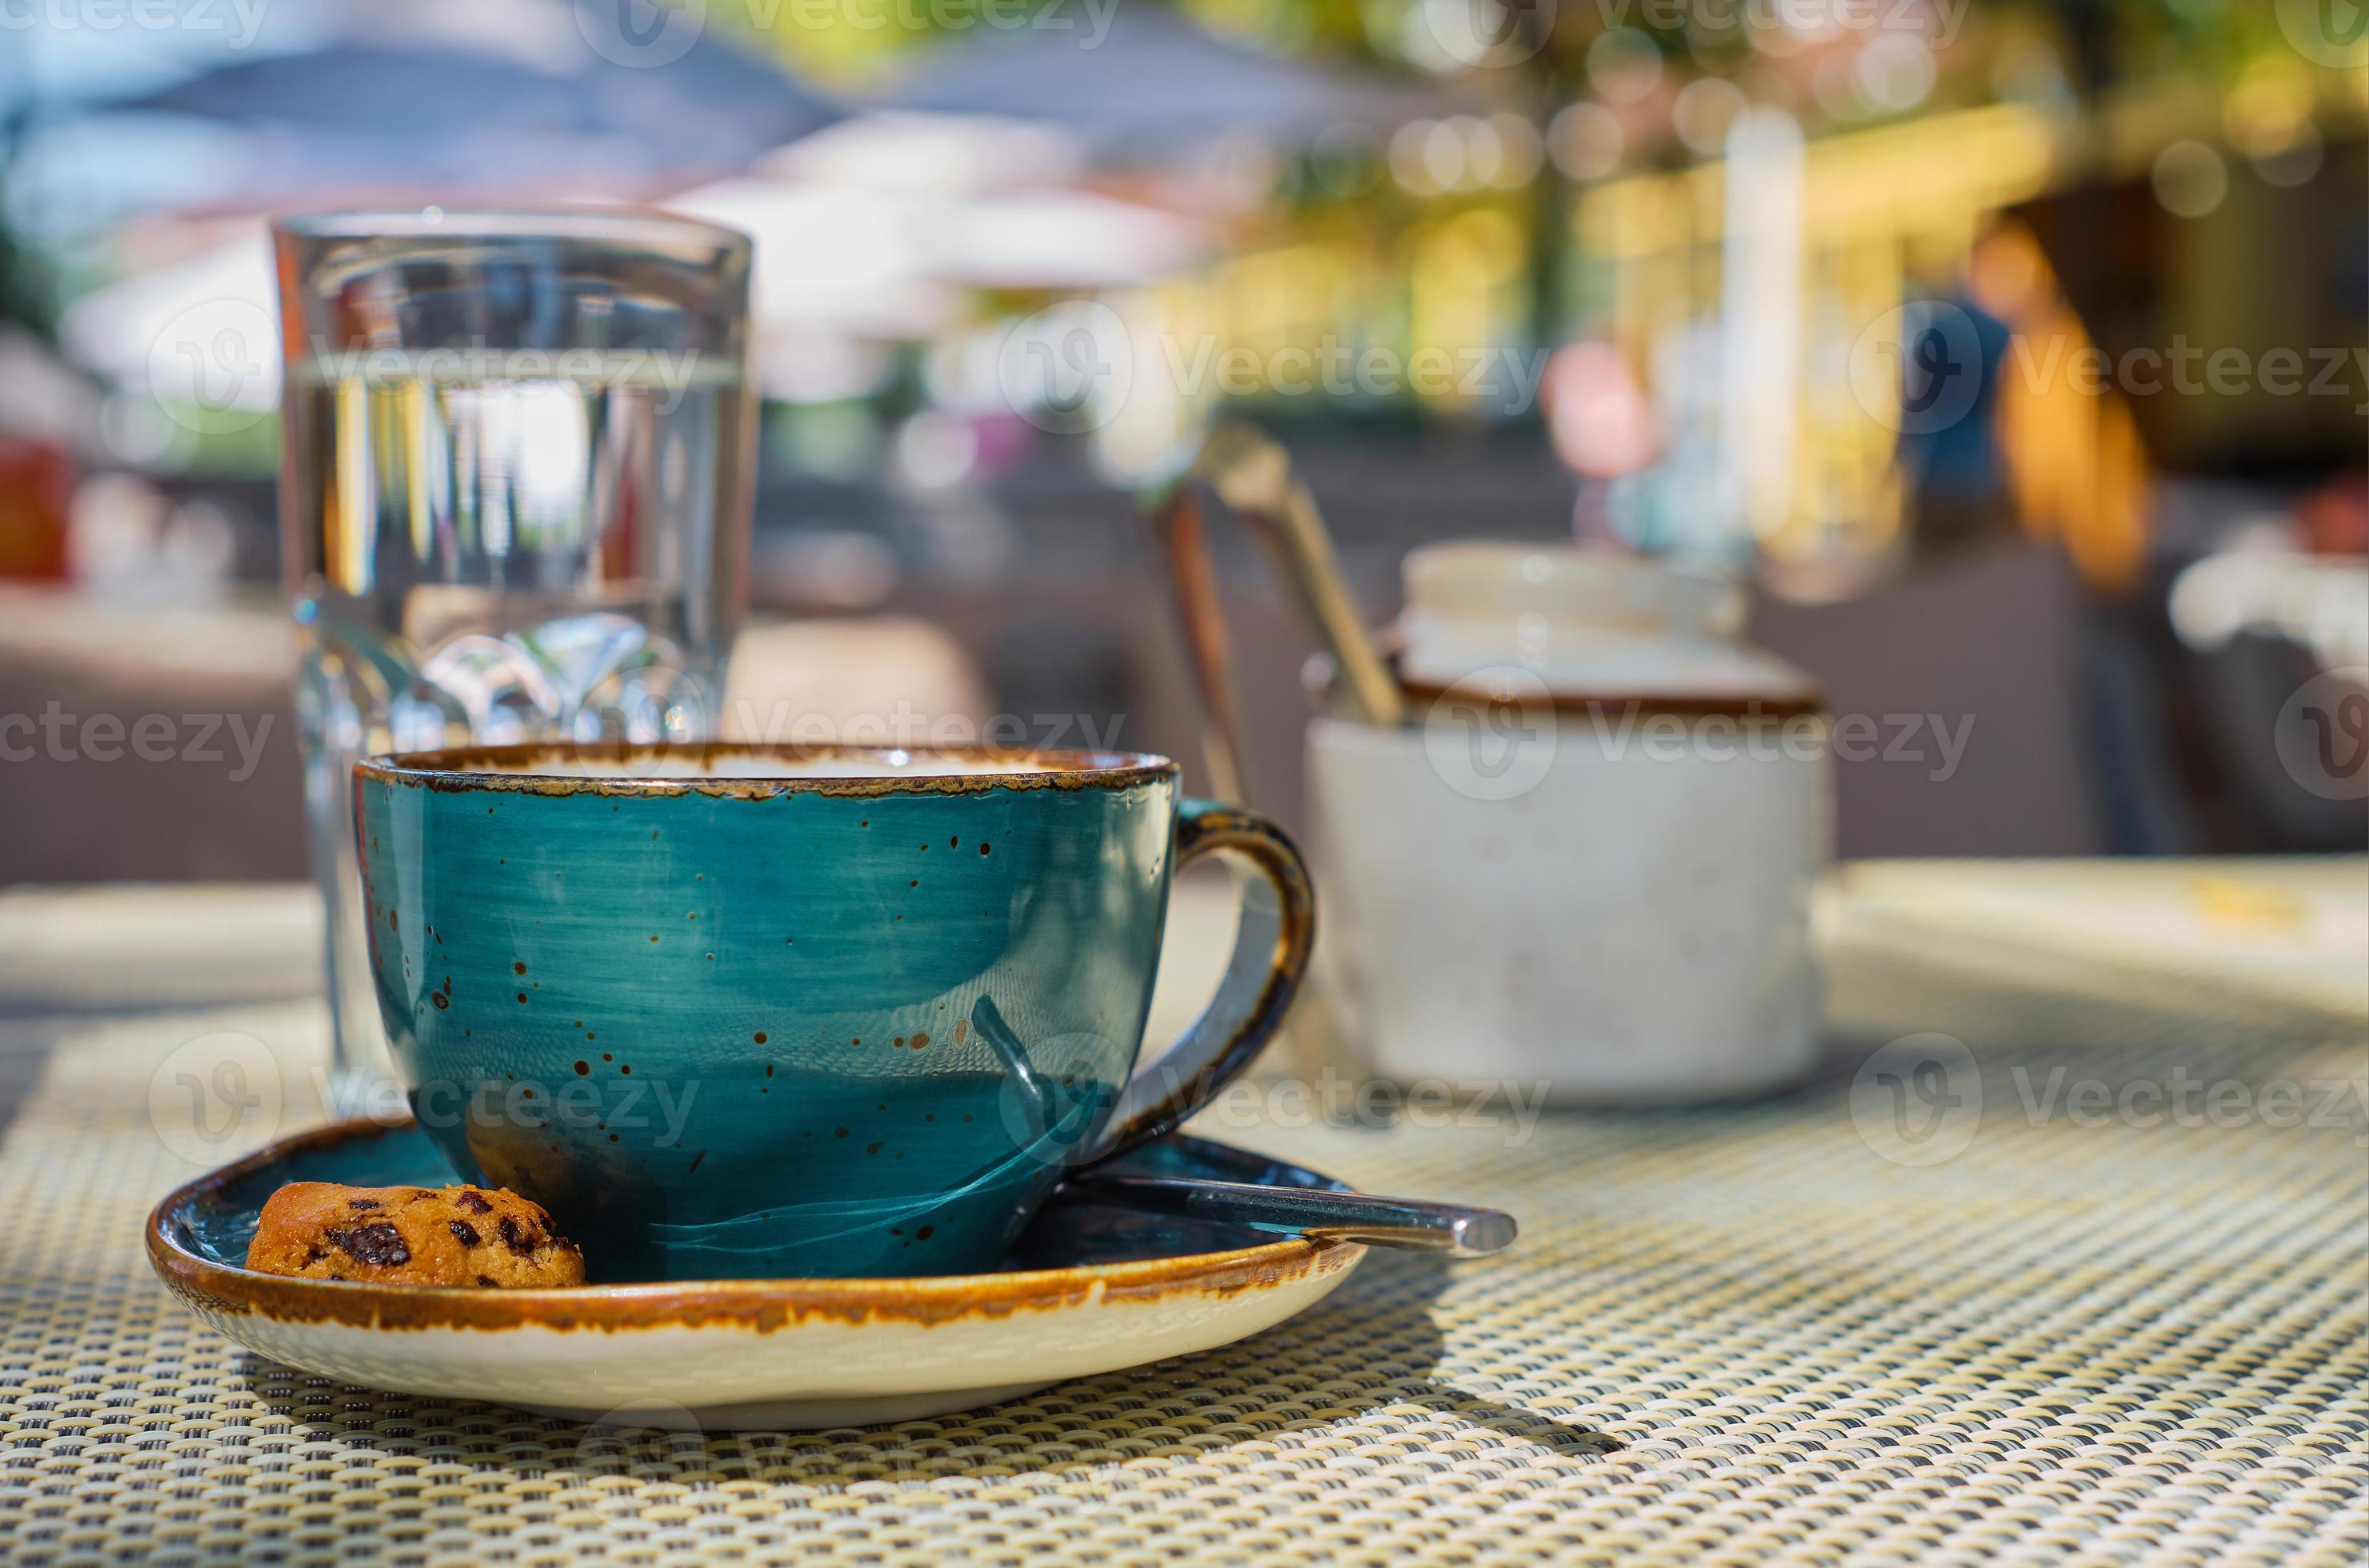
273;206;750;260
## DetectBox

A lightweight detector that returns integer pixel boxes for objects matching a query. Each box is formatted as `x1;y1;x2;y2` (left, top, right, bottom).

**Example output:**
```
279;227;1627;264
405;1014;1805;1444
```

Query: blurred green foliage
0;162;58;344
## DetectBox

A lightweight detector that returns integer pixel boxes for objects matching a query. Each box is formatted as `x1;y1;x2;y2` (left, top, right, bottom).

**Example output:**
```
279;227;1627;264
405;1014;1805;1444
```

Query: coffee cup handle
1086;798;1315;1163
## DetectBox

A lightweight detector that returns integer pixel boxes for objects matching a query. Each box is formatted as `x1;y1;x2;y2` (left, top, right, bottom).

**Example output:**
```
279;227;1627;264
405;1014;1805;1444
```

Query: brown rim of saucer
146;1117;1360;1334
356;743;1180;800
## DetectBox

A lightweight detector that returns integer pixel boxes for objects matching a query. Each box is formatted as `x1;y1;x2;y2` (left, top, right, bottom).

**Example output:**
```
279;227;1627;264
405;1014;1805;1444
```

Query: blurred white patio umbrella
757;112;1087;194
660;171;1214;401
58;226;281;414
658;180;950;342
663;171;1211;294
926;187;1212;288
58;168;1215;414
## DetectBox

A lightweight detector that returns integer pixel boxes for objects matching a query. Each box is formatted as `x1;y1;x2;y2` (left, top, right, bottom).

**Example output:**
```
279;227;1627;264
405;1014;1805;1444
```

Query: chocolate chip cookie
245;1182;586;1287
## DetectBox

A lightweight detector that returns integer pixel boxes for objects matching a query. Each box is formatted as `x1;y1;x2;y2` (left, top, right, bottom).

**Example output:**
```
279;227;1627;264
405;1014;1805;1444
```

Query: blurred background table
0;861;2359;1564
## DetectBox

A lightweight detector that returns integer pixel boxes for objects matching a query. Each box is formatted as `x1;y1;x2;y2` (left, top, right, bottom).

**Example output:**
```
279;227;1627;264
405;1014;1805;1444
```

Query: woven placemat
1;941;2363;1566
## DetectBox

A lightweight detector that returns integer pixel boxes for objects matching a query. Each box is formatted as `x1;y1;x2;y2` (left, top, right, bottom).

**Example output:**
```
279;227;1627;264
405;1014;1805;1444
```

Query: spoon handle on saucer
1061;1174;1516;1258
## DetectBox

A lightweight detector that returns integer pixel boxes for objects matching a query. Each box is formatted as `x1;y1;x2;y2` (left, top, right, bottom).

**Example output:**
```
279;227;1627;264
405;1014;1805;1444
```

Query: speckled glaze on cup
352;745;1312;1282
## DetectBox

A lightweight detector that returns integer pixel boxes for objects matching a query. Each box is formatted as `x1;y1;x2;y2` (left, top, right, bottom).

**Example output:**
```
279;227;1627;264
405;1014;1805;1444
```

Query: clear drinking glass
274;210;754;1098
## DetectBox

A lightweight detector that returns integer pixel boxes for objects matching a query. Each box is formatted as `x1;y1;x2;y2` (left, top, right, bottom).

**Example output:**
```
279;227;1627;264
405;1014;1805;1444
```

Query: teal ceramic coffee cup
351;744;1312;1282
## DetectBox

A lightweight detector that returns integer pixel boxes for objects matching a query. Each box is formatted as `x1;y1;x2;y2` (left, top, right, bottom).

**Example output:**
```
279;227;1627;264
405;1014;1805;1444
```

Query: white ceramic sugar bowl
1306;543;1831;1104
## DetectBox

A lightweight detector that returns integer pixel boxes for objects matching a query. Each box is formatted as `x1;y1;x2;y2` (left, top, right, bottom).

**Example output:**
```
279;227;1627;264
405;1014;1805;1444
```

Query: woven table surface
0;864;2363;1566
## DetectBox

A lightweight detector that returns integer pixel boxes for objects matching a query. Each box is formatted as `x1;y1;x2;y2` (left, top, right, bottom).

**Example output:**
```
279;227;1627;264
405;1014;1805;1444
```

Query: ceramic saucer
147;1118;1367;1430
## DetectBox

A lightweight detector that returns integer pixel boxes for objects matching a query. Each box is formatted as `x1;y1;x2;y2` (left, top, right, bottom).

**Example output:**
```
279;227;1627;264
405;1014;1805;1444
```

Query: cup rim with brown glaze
355;742;1179;799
